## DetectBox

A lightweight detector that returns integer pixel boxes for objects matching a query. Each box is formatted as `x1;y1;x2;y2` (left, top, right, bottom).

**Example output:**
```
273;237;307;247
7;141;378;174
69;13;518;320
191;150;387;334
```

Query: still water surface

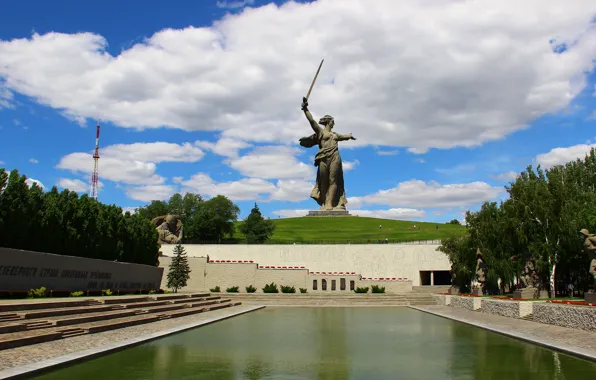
33;308;596;379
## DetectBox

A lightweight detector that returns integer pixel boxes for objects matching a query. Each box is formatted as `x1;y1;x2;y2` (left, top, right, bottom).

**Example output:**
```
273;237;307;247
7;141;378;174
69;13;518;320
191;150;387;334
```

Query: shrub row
208;284;386;293
19;286;169;299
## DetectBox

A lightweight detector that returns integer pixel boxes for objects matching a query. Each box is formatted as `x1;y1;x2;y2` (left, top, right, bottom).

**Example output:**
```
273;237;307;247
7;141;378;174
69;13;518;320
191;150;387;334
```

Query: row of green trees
137;194;275;244
438;148;596;296
0;168;160;265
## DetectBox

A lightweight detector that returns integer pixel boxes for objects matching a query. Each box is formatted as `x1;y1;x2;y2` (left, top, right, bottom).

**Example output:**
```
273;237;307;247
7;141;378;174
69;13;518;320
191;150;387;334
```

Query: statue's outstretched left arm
336;133;356;141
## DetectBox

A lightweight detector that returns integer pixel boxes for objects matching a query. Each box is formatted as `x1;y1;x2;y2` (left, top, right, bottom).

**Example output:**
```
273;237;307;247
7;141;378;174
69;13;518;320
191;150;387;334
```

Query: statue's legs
326;157;340;210
317;161;331;210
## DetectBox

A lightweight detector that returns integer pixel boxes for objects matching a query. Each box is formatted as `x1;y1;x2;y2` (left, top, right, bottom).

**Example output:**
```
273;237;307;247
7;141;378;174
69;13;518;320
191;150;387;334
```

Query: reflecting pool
32;308;596;379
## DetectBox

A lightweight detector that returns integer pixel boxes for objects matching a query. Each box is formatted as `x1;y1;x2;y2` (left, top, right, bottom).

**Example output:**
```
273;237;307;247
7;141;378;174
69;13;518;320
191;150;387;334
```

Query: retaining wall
0;247;163;292
533;303;596;332
449;296;481;310
480;299;533;318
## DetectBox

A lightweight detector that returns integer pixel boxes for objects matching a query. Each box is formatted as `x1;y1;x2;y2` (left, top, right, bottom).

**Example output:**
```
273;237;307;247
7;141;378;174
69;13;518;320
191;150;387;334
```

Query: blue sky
0;0;595;222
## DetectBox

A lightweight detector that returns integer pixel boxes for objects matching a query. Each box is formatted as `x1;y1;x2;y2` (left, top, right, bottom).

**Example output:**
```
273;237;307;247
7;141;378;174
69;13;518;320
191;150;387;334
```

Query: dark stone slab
513;287;539;299
306;210;352;217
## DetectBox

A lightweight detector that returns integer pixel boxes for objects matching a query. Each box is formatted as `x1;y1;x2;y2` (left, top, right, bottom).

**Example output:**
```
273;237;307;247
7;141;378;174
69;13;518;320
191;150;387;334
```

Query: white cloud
57;152;164;185
121;207;137;214
57;141;204;186
57;178;89;193
216;0;254;9
352;179;502;208
125;184;176;202
272;207;426;220
195;137;251;158
0;161;5;165
102;142;205;163
226;145;314;179
25;178;44;190
181;173;311;202
491;171;519;181
269;179;313;202
182;173;276;201
343;159;359;171
28;158;38;164
0;1;594;152
375;149;398;156
535;143;596;169
0;82;13;109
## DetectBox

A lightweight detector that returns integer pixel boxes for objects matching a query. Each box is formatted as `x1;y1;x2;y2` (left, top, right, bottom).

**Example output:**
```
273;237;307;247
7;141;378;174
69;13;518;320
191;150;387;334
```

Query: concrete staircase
410;286;451;293
405;292;438;306
0;293;243;350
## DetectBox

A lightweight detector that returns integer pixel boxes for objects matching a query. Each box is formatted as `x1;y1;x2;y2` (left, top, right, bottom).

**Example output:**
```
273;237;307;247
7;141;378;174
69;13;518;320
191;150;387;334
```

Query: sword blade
305;59;324;100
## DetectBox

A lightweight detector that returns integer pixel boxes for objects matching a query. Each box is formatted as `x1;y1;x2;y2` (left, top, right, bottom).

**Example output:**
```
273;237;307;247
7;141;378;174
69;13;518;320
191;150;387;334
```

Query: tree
0;167;159;266
188;195;240;242
136;200;169;220
167;244;191;293
447;219;461;225
240;203;276;244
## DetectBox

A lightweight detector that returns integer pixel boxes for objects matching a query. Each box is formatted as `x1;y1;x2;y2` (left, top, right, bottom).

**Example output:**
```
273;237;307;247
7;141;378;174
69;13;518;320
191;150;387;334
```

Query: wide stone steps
0;295;243;350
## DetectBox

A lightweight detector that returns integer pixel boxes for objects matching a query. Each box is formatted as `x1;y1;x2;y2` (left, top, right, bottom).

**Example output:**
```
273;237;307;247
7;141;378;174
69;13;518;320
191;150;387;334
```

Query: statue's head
581;228;590;237
165;215;177;229
319;115;334;128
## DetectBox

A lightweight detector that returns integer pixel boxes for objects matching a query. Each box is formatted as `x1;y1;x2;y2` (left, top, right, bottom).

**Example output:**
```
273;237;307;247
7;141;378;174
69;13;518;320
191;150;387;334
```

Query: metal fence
182;239;442;245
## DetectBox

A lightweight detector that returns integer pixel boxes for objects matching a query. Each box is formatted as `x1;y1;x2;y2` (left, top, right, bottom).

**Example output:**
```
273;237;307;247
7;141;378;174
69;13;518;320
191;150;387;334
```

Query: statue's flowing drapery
300;133;348;210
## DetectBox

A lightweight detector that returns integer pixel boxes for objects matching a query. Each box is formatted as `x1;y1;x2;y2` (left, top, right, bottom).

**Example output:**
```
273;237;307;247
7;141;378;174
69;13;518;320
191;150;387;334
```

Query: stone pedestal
307;210;352;217
585;292;596;304
448;286;459;295
513;287;539;299
471;287;481;296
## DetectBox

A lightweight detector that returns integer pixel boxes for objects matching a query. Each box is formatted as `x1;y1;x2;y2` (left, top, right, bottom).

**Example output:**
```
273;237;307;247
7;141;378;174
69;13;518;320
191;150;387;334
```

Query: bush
299;288;307;293
102;289;113;296
28;286;47;298
354;287;369;293
226;286;239;293
210;286;221;292
70;291;85;297
371;285;385;293
280;285;296;293
246;285;257;293
262;282;279;293
148;290;156;295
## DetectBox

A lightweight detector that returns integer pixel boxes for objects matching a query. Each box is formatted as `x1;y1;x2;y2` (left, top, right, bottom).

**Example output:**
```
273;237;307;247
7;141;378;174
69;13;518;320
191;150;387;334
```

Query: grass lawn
231;216;466;244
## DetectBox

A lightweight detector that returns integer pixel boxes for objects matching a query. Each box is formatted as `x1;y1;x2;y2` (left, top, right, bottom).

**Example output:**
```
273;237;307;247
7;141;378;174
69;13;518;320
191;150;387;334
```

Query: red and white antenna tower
90;121;101;201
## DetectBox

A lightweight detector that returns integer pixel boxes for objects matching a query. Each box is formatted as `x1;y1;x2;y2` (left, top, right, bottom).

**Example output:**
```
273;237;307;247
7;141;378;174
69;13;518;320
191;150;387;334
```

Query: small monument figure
152;215;183;245
473;248;488;295
511;253;540;299
298;60;356;213
580;229;596;295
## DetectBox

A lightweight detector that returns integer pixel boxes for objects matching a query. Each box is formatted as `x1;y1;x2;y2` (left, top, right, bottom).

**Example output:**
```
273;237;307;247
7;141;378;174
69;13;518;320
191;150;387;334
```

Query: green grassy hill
232;217;466;244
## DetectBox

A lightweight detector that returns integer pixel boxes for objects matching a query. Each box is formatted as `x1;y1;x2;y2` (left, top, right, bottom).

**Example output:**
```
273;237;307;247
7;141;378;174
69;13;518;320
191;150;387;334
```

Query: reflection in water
32;308;596;380
315;308;349;380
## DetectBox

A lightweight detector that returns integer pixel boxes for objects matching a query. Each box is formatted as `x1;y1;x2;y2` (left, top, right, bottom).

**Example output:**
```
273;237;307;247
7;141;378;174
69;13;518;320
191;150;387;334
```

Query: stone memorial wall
0;247;164;291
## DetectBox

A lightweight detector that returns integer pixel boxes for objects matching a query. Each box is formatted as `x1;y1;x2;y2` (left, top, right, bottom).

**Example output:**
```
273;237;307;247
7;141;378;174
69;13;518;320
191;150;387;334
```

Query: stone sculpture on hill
152;215;183;245
580;228;596;292
299;97;356;211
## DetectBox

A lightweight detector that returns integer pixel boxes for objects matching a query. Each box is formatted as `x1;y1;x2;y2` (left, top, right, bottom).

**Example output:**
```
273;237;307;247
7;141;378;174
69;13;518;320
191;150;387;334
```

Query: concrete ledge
481;299;533;318
533;303;596;332
431;294;451;306
449;296;481;310
0;305;265;380
409;306;596;363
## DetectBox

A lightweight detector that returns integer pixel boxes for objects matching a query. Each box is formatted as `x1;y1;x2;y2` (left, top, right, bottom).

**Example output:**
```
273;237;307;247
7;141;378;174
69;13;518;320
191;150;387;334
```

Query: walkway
410;305;596;362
